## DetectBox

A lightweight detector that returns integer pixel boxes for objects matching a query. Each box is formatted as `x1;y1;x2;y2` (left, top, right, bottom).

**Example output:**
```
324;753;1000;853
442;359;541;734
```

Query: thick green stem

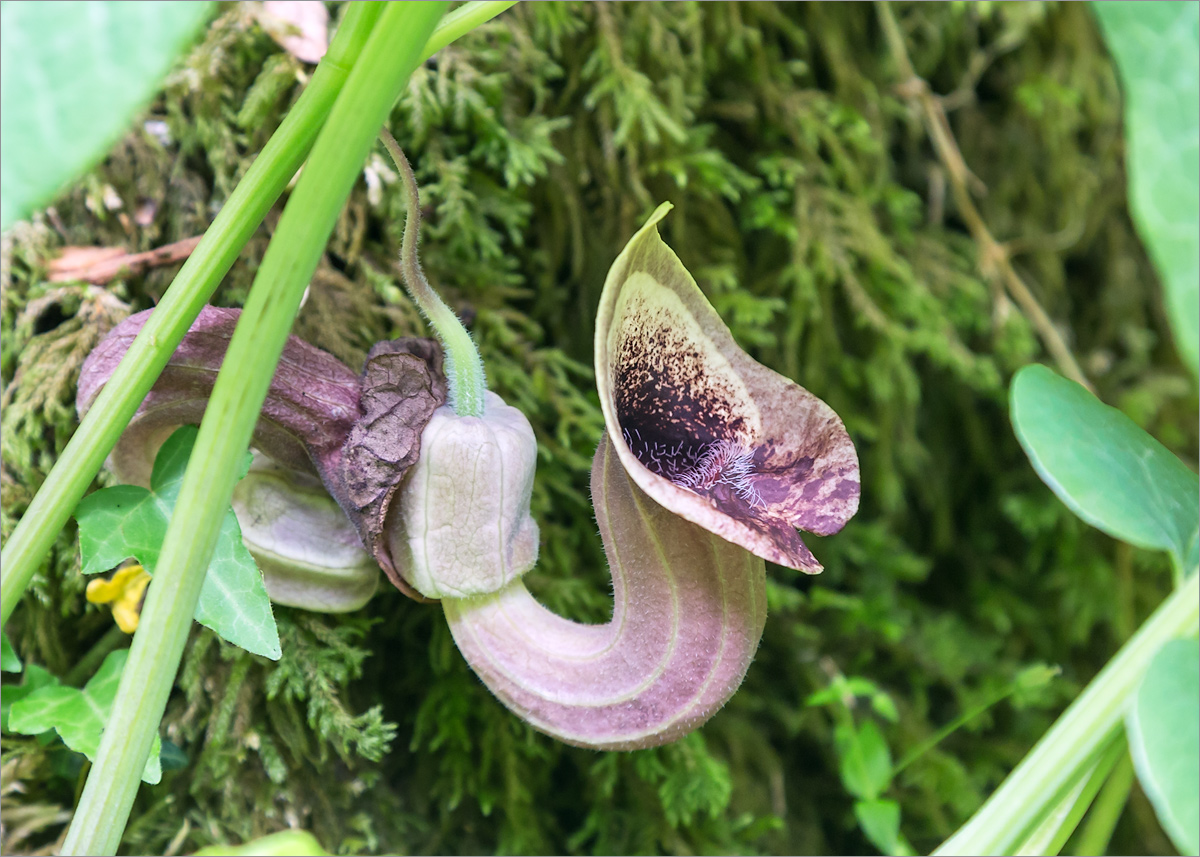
379;127;487;416
0;2;383;629
58;6;447;854
0;0;520;628
934;573;1200;856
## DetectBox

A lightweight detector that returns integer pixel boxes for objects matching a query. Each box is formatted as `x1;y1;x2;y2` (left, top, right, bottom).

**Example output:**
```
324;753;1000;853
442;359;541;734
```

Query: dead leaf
48;236;202;285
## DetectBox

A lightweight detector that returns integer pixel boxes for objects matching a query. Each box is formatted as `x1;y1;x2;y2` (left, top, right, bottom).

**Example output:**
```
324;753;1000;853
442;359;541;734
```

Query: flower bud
388;391;539;599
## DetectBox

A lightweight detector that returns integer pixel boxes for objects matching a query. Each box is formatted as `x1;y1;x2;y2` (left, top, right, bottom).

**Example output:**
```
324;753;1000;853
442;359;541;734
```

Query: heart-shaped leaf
76;426;281;659
7;650;162;783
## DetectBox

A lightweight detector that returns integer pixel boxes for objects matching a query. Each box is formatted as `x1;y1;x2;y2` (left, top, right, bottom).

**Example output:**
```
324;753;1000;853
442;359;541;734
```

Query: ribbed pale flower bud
388;391;539;600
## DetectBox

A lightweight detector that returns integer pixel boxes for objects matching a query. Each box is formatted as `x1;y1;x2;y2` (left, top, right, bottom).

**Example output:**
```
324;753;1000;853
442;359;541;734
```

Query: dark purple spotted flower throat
596;202;860;573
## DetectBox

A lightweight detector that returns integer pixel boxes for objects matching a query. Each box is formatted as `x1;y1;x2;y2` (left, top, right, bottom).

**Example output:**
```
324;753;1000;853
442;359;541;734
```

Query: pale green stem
0;0;520;629
58;5;448;854
934;573;1200;856
1014;732;1123;856
379;127;487;416
1070;748;1134;857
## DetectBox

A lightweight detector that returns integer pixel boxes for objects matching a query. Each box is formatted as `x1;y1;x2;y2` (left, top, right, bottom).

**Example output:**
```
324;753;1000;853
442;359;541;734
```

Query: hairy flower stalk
379;127;487;417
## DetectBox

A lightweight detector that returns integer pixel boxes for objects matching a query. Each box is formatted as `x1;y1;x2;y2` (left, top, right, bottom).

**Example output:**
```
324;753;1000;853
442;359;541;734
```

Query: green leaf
835;719;894;801
0;1;214;230
1011;365;1200;575
1126;638;1200;856
192;830;330;856
1093;2;1200;373
1;664;58;732
75;426;281;659
7;650;162;784
1;632;21;672
854;799;914;856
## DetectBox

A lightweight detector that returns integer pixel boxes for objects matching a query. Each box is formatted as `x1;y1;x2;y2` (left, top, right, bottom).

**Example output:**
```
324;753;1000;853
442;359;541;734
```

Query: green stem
934;573;1200;856
418;0;517;63
62;624;127;687
379;128;488;416
1070;748;1134;857
0;0;520;629
59;6;447;855
0;1;384;630
893;669;1052;777
1015;732;1123;856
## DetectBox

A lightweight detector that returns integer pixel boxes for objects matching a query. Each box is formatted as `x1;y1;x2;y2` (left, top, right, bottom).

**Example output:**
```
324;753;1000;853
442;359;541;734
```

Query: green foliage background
1;3;1196;854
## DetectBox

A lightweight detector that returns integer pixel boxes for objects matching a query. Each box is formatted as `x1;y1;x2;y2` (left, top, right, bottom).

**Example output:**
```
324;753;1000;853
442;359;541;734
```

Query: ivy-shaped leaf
75;426;282;659
7;650;163;784
1;663;56;732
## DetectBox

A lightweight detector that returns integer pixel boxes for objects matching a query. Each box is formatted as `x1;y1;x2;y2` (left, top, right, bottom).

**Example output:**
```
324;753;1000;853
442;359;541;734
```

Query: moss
1;2;1194;855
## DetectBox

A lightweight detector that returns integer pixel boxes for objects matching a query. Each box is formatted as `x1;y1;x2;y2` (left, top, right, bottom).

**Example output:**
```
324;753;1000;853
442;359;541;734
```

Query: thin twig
877;2;1093;392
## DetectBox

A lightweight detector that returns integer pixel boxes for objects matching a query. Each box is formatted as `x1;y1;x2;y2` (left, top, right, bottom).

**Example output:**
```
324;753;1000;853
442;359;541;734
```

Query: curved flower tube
443;435;766;750
77;306;446;609
426;203;859;749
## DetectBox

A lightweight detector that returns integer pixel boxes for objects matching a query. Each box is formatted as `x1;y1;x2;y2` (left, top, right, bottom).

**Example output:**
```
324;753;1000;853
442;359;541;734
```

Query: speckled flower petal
595;203;860;572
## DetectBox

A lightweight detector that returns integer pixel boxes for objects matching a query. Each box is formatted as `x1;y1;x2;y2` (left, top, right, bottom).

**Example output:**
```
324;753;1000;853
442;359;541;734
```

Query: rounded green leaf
1093;2;1200;373
0;1;214;230
1126;638;1200;856
1011;365;1199;574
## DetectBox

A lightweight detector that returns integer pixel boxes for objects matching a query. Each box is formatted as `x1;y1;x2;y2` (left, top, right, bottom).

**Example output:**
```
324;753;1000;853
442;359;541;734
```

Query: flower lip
595;203;860;573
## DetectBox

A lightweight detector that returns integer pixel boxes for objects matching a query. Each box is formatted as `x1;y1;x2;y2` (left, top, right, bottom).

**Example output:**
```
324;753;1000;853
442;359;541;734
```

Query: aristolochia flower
437;203;860;749
595;203;860;572
78;307;447;611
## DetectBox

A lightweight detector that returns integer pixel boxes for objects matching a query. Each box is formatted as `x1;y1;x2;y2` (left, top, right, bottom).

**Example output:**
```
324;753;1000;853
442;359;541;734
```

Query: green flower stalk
380;128;488;417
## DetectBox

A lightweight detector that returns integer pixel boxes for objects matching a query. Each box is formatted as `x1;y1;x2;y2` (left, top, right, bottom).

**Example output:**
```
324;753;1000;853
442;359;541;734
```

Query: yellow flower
86;566;151;634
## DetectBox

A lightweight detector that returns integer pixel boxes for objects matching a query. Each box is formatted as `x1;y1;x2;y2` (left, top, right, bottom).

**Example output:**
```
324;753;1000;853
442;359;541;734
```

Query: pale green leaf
1011;365;1200;575
1093;2;1200;373
854;799;914;856
835;719;893;801
193;830;330;857
0;1;214;230
1126;638;1200;856
1;664;57;732
7;650;162;783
